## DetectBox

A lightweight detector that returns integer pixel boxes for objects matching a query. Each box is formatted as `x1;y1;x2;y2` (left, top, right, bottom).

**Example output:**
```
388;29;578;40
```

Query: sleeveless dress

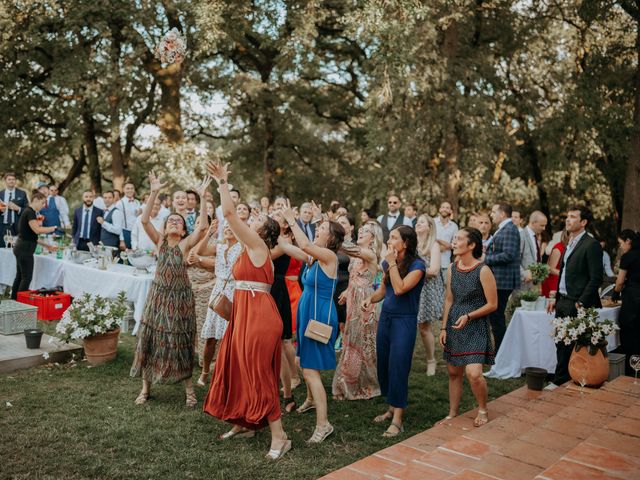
332;258;380;400
285;257;303;335
130;242;196;384
271;254;293;339
188;242;216;364
201;242;242;340
443;261;495;366
296;260;338;370
417;254;444;324
203;251;283;430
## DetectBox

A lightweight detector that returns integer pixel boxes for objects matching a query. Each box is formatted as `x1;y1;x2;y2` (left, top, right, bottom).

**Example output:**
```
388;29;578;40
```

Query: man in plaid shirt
484;203;521;352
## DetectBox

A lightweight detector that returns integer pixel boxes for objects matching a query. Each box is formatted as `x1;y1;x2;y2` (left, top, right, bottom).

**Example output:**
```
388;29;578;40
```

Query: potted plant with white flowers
56;291;128;365
528;262;550;310
552;307;619;387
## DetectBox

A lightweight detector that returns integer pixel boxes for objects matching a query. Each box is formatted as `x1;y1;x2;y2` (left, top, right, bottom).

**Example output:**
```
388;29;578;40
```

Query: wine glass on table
630;355;640;385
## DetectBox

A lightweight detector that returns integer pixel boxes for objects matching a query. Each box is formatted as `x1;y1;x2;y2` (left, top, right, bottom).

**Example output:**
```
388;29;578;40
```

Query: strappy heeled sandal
265;436;292;460
185;390;197;408
473;410;489;427
296;399;315;414
382;422;404;438
134;391;149;405
307;423;334;444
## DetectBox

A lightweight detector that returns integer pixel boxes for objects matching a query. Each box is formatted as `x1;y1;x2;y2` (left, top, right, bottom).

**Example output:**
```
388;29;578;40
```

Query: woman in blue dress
279;201;345;444
363;226;425;437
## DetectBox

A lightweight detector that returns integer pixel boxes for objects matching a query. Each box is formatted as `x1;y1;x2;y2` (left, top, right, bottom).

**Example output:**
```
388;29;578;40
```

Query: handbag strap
219;244;243;292
313;257;337;325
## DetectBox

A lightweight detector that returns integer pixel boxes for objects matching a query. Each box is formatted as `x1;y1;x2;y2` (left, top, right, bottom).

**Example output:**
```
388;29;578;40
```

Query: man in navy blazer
484;203;522;353
1;172;29;247
72;190;103;251
296;202;316;240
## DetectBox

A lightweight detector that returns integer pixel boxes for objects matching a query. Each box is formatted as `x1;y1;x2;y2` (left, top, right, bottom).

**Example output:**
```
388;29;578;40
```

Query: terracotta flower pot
83;328;120;365
568;342;609;388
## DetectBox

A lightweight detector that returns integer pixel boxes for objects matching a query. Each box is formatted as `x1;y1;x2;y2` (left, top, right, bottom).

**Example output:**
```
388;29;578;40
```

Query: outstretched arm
281;199;335;266
141;171;167;246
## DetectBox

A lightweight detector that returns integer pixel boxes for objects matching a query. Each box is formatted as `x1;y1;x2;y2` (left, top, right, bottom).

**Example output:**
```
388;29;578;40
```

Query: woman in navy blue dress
363;226;425;437
440;228;497;428
279;201;345;444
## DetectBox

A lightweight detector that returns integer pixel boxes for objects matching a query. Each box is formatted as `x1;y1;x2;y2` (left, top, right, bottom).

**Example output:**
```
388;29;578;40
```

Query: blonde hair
417;213;437;258
365;220;384;263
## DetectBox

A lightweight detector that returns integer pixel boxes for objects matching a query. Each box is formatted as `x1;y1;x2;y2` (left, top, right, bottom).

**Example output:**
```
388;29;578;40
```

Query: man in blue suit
484;203;521;353
1;172;28;248
296;202;316;240
72;190;103;251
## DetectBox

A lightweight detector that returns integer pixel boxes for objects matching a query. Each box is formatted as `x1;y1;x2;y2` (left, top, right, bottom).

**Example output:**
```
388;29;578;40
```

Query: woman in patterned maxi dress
440;227;498;428
130;171;211;408
203;160;291;460
332;220;384;400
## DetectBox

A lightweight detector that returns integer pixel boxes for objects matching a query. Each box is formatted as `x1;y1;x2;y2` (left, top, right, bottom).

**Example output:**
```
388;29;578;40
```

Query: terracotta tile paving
319;377;640;480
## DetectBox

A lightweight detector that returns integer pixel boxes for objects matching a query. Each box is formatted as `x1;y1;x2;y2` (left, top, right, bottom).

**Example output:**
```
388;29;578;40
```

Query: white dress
201;242;243;340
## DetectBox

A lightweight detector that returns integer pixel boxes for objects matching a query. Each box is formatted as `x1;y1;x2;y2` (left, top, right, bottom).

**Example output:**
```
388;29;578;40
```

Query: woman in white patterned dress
416;214;444;376
196;223;242;386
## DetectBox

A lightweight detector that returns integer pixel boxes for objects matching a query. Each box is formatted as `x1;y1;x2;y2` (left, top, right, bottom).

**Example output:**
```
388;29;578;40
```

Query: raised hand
195;175;213;197
385;246;398;266
280;198;297;225
207;219;219;238
148;171;168;193
205;159;230;183
310;200;322;221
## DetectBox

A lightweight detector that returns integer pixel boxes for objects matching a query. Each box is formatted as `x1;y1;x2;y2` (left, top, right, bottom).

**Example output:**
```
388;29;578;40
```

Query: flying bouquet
155;28;187;65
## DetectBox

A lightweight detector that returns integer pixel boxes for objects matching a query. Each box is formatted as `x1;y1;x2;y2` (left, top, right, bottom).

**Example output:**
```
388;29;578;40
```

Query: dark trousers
620;285;640;376
11;240;36;299
553;297;579;385
376;311;417;408
489;289;512;353
0;222;17;248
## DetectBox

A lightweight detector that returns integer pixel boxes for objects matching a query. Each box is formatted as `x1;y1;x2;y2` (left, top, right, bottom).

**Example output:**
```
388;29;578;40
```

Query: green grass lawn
1;321;524;480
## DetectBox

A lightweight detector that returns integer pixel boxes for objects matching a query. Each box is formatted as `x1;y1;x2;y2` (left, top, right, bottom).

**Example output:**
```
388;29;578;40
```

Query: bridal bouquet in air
155;28;187;64
56;292;128;343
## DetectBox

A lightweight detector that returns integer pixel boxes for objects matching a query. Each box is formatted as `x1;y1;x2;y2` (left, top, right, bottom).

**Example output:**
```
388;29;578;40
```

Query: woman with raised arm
332;220;384;400
278;200;345;444
415;214;444;376
130;171;211;408
363;226;425;437
439;227;497;428
202;160;290;460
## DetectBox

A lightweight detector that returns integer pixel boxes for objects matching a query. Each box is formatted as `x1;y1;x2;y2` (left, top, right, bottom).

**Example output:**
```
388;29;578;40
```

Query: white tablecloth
62;262;153;333
0;249;65;290
486;306;621;379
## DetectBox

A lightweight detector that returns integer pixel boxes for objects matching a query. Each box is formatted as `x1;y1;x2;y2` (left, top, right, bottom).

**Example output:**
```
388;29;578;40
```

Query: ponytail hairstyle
461;227;483;259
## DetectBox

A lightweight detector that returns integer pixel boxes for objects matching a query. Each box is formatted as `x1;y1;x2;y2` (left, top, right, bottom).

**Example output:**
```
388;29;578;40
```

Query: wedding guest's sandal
283;396;297;413
382;422;404;438
135;391;149;405
266;436;291;460
197;371;209;387
307;423;334;444
426;359;437;376
220;427;256;440
185;390;197;408
437;415;455;425
473;410;489;427
373;410;393;423
296;399;315;414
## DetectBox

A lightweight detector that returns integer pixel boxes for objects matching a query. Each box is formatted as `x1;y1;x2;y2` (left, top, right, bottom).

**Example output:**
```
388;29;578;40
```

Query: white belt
235;280;271;296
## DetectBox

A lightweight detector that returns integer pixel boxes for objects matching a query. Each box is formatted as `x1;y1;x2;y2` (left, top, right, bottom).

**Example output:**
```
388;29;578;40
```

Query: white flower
42;352;49;360
5;401;12;408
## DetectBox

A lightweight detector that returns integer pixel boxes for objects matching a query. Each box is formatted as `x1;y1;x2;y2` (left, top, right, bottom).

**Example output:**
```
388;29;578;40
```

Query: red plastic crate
17;291;72;321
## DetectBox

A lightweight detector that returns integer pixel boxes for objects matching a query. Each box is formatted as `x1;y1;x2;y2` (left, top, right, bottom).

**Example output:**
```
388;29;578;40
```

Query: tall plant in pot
552;307;619;387
56;291;128;365
529;263;550;310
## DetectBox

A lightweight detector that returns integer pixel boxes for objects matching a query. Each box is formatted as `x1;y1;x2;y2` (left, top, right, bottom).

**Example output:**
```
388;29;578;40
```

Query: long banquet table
486;306;621;379
1;248;153;334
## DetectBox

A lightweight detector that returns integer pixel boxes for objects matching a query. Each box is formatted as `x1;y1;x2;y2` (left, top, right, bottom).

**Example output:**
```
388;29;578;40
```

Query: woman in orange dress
202;160;290;460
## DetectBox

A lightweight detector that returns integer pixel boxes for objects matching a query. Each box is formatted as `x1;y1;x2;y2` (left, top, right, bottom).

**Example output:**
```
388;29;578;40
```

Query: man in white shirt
48;185;71;230
116;182;141;249
435;201;459;272
520;211;548;284
132;198;164;251
1;172;28;247
157;193;171;220
377;195;413;242
97;190;125;250
404;203;418;228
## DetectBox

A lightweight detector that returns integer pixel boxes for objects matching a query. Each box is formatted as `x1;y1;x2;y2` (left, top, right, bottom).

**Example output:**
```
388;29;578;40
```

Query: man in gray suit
520;211;548;286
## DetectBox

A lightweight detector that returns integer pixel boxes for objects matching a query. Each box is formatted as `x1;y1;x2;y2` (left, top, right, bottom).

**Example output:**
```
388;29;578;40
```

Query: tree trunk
81;106;102;194
444;129;462;215
156;63;183;144
109;24;126;192
262;114;275;197
621;20;640;231
58;146;86;195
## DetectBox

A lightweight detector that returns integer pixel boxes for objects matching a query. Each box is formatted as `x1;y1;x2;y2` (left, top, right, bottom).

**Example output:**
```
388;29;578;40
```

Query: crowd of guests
2;168;640;459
